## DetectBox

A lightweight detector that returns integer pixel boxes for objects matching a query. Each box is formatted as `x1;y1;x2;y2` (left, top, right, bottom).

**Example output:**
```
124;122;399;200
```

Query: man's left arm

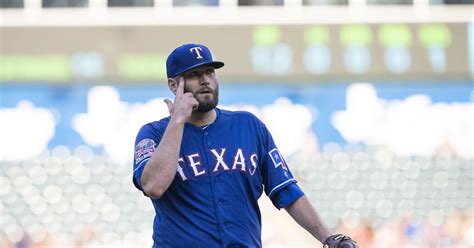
284;195;358;248
256;123;357;247
284;195;331;243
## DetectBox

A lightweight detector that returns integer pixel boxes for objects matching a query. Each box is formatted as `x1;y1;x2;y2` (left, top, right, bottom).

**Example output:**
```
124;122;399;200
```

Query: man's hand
164;77;199;123
323;234;358;248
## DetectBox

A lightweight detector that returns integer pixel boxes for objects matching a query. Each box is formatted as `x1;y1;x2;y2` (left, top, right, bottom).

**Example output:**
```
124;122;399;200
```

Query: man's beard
185;85;219;113
196;96;218;112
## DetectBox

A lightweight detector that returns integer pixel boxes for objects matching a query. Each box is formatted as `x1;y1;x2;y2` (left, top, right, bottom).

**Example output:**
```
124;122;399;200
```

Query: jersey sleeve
259;122;305;209
133;123;163;193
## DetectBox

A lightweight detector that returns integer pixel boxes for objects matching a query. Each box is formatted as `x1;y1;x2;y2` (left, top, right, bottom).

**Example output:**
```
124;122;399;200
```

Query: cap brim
172;61;224;78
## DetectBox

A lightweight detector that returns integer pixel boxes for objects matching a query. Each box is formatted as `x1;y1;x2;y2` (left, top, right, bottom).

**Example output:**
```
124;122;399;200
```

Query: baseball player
132;43;358;248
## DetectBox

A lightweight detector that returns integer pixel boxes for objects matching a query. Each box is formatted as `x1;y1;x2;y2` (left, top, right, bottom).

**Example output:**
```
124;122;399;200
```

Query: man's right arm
140;118;185;199
140;77;197;199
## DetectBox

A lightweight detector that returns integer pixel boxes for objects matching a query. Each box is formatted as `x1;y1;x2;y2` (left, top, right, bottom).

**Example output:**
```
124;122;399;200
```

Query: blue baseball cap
166;43;225;78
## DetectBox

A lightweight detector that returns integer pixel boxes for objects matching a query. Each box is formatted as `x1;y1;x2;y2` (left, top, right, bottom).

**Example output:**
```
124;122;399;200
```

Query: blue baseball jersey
133;108;304;248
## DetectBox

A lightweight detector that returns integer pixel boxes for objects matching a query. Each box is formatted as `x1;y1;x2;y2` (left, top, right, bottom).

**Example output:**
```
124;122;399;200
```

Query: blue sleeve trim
133;158;150;174
268;178;296;197
133;158;150;192
271;183;305;209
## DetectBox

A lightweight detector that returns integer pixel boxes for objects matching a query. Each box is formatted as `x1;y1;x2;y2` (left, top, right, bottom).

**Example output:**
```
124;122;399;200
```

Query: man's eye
206;69;215;74
187;72;198;77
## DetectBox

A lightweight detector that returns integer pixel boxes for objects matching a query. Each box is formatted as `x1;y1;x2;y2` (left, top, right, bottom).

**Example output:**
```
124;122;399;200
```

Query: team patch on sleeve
269;148;288;170
135;138;156;165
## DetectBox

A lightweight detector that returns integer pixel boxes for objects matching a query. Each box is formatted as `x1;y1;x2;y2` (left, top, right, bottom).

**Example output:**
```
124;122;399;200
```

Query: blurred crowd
337;209;473;248
1;209;473;247
0;145;472;248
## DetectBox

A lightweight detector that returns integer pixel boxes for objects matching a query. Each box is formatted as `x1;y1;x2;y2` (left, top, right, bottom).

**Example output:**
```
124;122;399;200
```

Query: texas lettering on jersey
177;148;259;181
135;143;260;181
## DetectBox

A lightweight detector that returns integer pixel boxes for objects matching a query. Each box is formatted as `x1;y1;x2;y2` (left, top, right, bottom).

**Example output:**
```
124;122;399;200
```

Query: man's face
179;65;219;113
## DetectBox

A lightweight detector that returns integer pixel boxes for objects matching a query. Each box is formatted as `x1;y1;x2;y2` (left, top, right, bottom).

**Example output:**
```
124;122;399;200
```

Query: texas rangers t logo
190;47;204;59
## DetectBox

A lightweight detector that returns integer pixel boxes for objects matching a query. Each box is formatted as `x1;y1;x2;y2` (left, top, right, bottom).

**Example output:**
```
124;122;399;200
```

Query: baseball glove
323;234;358;248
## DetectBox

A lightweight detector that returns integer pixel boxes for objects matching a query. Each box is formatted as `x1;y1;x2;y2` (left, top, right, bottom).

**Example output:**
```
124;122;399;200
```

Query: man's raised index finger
176;76;185;96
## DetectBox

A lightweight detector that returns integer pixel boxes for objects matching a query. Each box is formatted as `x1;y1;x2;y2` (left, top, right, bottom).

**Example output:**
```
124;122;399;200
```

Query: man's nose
199;73;210;85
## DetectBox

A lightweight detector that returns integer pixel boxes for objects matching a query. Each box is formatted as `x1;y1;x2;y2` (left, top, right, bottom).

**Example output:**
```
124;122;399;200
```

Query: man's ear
168;78;177;95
